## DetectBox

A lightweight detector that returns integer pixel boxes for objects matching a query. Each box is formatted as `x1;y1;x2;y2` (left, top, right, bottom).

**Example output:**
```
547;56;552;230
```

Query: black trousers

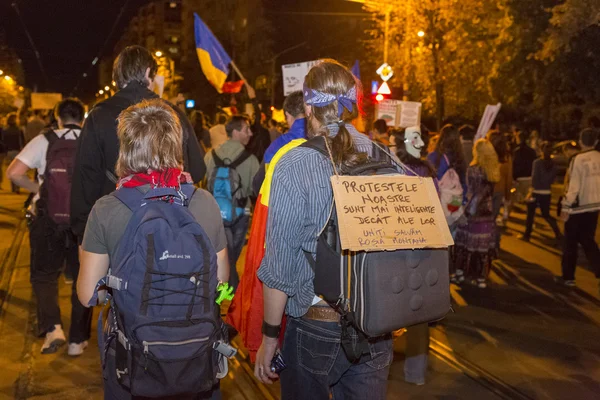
561;211;600;281
524;193;561;238
29;215;92;342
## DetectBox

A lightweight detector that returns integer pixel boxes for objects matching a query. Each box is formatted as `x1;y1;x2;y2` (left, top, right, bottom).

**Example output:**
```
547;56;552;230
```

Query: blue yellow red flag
194;13;231;93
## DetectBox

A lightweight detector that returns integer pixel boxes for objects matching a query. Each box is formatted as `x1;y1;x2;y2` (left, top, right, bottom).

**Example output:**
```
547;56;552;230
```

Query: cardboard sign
31;93;62;110
376;99;400;127
330;175;453;251
281;60;318;96
475;103;502;140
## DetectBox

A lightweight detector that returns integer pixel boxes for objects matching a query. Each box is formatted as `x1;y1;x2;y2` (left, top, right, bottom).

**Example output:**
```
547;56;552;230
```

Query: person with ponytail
254;59;394;399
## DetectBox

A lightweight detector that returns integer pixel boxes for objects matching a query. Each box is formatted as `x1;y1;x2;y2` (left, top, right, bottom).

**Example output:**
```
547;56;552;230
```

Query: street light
418;30;425;37
155;50;163;58
104;86;110;91
99;89;104;95
4;75;12;82
0;69;3;75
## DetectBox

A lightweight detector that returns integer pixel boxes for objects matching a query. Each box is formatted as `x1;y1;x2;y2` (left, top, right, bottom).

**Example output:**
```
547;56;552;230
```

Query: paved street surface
0;178;599;399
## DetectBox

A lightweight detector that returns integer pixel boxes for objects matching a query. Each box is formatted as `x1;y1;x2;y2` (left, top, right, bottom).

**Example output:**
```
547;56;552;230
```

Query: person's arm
562;157;581;221
77;250;110;306
252;162;266;196
216;248;229;283
6;159;39;193
70;111;106;240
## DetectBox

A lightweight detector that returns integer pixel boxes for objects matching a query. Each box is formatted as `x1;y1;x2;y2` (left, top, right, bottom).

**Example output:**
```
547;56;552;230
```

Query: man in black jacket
70;46;206;242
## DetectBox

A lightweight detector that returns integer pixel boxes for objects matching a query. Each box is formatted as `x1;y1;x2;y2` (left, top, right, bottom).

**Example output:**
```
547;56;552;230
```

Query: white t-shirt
16;128;81;201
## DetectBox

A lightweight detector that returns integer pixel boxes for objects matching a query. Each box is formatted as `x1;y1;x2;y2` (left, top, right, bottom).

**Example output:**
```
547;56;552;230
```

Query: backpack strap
212;149;252;169
301;136;329;158
112;187;145;212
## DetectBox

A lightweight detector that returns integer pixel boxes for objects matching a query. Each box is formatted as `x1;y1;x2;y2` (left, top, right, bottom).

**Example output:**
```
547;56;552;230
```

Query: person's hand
245;83;256;100
254;336;279;384
560;211;570;222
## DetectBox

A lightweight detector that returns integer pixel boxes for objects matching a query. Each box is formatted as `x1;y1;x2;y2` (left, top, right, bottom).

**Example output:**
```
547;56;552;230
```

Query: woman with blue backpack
77;99;230;400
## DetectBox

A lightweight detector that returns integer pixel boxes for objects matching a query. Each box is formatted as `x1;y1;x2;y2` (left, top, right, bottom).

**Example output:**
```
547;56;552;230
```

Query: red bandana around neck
117;168;193;189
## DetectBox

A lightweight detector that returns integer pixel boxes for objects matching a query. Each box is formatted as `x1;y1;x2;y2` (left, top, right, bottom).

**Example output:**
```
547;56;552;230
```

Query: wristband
262;321;281;339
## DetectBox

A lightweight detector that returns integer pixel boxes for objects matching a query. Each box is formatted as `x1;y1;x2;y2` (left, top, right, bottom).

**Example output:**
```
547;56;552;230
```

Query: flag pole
230;61;249;86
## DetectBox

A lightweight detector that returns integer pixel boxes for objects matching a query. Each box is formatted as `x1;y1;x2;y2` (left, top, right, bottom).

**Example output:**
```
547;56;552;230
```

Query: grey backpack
302;138;450;360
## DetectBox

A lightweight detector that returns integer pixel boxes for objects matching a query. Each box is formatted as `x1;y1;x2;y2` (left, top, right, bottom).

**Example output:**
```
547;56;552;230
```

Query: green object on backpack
216;282;234;305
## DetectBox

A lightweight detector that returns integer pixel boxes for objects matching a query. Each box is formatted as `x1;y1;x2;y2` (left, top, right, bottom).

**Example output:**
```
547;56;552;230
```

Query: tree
538;0;600;61
363;0;514;128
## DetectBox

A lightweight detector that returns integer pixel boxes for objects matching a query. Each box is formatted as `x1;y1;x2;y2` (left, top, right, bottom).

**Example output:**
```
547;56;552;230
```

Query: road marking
450;283;468;307
476;328;499;347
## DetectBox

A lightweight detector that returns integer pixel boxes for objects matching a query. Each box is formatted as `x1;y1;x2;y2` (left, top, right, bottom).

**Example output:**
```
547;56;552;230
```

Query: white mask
404;126;424;158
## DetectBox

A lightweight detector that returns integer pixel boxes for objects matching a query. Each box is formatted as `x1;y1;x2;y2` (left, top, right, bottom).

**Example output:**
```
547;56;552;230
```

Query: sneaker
554;276;576;287
67;341;89;357
517;234;530;242
41;325;66;354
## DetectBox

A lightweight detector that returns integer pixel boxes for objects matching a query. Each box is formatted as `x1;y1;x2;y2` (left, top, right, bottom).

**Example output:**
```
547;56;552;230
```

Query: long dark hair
304;59;367;172
390;128;435;177
434;124;466;178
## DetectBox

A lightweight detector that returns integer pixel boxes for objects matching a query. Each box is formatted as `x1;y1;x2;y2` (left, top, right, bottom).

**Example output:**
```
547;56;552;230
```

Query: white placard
281;60;318;96
31;93;62;110
377;100;400;127
475;103;502;140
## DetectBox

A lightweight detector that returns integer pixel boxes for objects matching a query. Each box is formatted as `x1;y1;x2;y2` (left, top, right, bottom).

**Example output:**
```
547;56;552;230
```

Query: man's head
517;130;528;145
116;99;183;177
373;119;388;135
226;115;253;146
112;46;158;90
459;124;475;141
215;112;228;126
579;128;599;150
55;98;85;128
283;90;304;128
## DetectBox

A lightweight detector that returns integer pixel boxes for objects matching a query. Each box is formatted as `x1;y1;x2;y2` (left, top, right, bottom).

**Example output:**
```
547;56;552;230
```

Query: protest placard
376;100;400;126
398;101;422;128
281;60;318;95
475;103;502;140
330;175;453;251
31;93;62;110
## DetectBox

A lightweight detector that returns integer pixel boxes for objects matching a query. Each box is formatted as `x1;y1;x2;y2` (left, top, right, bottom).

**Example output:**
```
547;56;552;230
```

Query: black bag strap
213;149;252;170
301;136;329;158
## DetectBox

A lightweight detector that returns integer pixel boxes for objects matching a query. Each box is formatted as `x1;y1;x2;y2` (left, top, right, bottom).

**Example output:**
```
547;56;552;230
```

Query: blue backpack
207;150;252;226
105;184;221;398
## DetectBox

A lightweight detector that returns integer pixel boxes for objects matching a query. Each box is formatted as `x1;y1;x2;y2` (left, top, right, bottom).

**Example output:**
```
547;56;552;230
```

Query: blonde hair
472;138;501;183
115;99;183;177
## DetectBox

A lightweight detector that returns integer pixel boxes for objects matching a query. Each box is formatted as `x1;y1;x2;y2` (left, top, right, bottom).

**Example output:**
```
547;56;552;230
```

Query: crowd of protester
1;47;599;400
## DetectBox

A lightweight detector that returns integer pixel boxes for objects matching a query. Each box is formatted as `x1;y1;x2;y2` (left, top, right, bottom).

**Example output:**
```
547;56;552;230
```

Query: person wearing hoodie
205;115;259;291
70;46;206;244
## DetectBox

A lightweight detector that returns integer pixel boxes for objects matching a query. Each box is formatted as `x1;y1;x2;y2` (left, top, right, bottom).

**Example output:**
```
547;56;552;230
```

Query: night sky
1;0;149;97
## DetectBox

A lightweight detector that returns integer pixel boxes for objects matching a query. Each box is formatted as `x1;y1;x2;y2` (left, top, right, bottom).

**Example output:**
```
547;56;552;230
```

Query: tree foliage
538;0;600;61
364;0;514;123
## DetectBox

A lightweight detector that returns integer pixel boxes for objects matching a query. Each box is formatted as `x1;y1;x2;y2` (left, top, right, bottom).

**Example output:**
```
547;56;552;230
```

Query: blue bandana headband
303;84;357;118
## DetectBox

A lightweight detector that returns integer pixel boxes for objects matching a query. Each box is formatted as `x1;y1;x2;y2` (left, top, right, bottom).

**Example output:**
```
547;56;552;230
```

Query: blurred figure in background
454;139;500;288
2;113;25;191
267;118;280;143
459;125;476;166
25;110;46;144
512;130;537;204
371;118;389;145
488;130;513;234
210;112;229;150
427;124;467;194
519;142;562;242
190;110;211;152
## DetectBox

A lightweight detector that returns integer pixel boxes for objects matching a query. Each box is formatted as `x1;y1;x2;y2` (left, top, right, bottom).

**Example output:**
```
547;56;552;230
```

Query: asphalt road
0;179;598;400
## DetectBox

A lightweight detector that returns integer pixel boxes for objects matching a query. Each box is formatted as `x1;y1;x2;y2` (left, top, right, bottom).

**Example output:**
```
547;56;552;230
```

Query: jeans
224;215;249;290
561;211;600;281
29;215;92;342
404;323;429;384
524;193;561;239
280;317;393;400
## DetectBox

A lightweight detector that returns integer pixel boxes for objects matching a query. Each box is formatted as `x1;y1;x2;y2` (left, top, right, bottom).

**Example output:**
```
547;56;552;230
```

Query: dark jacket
512;143;537;180
246;99;271;163
531;158;556;192
70;81;206;239
1;126;24;152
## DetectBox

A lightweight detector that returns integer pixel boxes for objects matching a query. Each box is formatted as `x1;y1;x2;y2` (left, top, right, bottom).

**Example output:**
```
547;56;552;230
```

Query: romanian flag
194;13;242;93
226;138;306;362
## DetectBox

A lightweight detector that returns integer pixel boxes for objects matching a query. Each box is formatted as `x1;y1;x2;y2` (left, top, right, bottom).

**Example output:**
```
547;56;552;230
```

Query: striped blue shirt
257;124;400;317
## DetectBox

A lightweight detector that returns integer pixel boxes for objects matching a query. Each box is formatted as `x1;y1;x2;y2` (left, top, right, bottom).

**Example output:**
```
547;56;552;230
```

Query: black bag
303;137;450;346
